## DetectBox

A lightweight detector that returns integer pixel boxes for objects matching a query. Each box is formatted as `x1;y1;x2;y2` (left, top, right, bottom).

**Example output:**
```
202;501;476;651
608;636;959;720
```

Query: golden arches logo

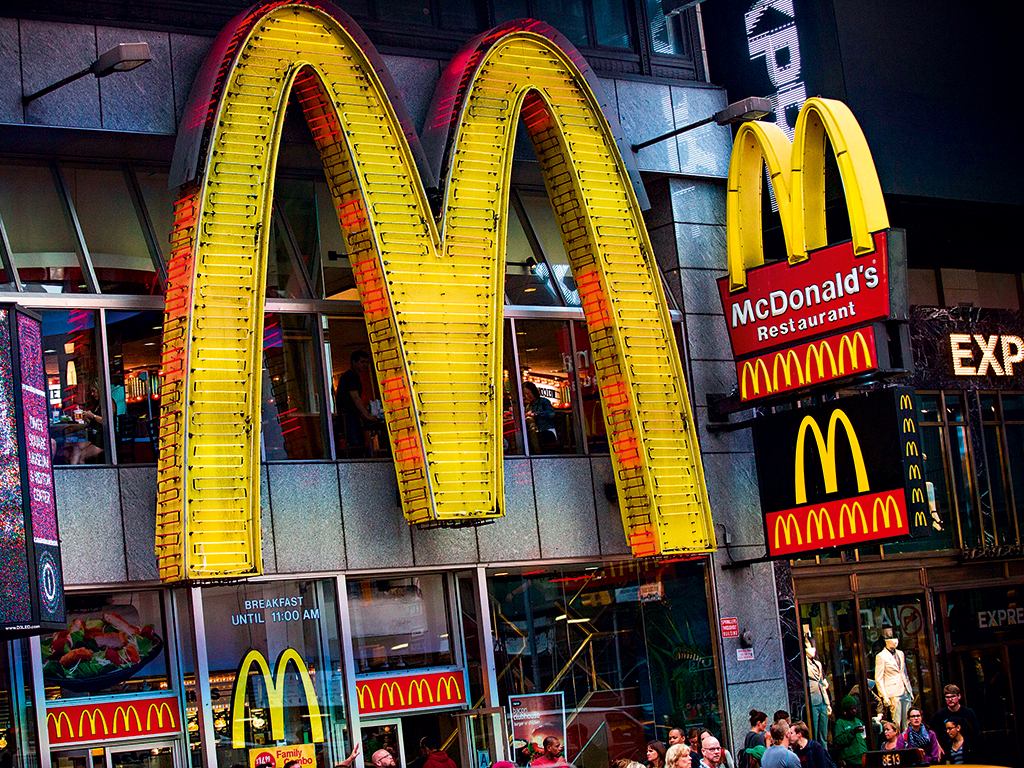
805;340;838;380
902;418;917;434
838;502;868;538
379;681;405;708
231;648;324;749
357;672;463;713
726;97;889;291
837;331;871;374
772;348;805;390
806;507;836;543
436;675;462;701
155;2;713;579
113;706;141;734
146;701;177;731
408;677;434;705
795;409;869;504
871;494;903;532
47;711;73;739
906;443;919;457
774;513;803;549
900;394;913;410
908;465;921;481
911;487;925;504
79;708;109;737
915;510;928;526
741;358;771;398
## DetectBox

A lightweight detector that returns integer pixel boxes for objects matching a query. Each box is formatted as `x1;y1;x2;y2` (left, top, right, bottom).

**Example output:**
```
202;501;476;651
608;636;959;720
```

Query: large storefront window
489;561;720;765
262;314;328;460
1;639;39;768
106;310;162;464
199;580;348;768
514;321;581;455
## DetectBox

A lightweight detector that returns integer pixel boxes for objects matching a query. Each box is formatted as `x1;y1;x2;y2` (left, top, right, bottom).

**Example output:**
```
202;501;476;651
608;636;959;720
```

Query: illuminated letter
156;4;714;579
795;409;869;504
974;334;1005;377
1001;335;1024;375
950;333;976;375
727;98;888;291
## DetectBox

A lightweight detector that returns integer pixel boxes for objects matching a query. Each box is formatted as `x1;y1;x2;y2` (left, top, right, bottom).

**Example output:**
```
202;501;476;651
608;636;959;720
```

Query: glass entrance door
452;708;507;768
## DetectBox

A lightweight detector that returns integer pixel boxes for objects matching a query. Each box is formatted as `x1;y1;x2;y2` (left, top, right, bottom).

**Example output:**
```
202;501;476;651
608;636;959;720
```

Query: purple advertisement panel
17;311;65;624
0;308;33;629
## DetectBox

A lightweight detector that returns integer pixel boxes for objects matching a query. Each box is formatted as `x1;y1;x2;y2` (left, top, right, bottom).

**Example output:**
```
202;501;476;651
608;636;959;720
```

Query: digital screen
0;308;33;628
18;312;64;623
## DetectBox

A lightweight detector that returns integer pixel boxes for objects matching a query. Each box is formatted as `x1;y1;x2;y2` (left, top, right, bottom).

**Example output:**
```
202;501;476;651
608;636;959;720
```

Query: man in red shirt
420;738;457;768
530;737;567;767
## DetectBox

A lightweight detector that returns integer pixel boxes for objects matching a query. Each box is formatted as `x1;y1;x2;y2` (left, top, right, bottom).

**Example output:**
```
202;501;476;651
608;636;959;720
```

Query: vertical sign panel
17;311;65;624
0;307;32;629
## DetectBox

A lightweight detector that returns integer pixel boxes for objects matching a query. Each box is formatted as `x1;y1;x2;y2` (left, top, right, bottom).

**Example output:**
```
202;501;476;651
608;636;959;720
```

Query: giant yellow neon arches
157;1;714;580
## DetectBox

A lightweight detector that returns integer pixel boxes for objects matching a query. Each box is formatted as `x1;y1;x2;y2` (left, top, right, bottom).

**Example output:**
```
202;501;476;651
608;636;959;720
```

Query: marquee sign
356;669;468;715
45;695;181;745
715;97;909;404
752;388;927;558
156;0;714;580
0;305;66;636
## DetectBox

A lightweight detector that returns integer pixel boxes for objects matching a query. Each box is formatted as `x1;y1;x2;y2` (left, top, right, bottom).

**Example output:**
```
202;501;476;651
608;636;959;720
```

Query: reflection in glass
261;313;327;460
62;165;160;295
199;580;346;768
516;320;579;454
41;310;107;466
534;0;589;47
348;575;454;673
41;590;169;701
0;163;87;293
572;323;608;453
106;310;162;464
594;0;631;48
1;639;38;768
799;601;859;746
325;317;386;459
135;169;176;268
517;191;580;307
505;205;560;306
316;181;357;300
489;561;721;764
503;321;525;456
646;0;688;55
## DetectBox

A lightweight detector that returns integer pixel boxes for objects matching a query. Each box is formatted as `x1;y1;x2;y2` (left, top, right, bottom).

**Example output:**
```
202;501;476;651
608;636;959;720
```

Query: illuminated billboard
0;305;66;635
156;1;715;580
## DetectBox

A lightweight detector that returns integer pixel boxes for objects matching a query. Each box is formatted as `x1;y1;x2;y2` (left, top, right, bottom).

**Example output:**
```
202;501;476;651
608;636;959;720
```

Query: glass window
199;580;348;768
516;320;580;454
41;310;108;466
61;165;160;295
490;560;722;762
325;317;387;459
503;321;525;456
534;0;589;47
859;595;935;731
1;638;39;768
572;322;608;453
517;190;580;307
134;168;176;268
505;203;561;307
106;310;162;464
593;0;631;49
316;181;357;301
262;313;328;460
41;590;170;700
647;0;689;56
348;574;454;674
799;600;859;746
0;162;87;293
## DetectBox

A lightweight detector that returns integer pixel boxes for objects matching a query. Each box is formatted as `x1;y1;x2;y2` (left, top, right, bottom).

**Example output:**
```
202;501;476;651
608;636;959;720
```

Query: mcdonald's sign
45;696;181;746
231;648;325;749
753;388;928;557
154;1;713;581
356;669;468;715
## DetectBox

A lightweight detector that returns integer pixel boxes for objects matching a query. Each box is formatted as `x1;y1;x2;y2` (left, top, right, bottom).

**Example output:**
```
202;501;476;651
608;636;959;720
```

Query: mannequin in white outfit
874;633;913;729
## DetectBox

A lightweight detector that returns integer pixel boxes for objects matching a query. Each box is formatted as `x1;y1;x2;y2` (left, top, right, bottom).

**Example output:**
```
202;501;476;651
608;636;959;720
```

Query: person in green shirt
832;696;867;767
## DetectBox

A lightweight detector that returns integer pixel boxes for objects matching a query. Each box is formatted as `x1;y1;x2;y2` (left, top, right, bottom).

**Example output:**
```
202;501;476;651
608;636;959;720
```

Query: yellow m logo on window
231;648;324;749
726;97;889;292
794;409;869;505
155;1;714;580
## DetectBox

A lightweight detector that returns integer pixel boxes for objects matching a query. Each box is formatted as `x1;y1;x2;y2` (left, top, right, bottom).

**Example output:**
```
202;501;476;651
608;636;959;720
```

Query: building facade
0;4;795;768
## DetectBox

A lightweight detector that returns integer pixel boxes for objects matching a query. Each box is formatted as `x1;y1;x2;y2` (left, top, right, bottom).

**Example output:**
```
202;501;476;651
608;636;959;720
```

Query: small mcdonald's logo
766;490;910;557
357;670;467;715
46;697;180;746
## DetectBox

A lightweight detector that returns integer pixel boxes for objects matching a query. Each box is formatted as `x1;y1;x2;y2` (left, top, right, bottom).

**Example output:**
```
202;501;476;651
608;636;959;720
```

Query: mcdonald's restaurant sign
716;98;910;405
154;0;714;581
753;388;929;558
46;695;181;746
231;648;325;749
356;669;468;716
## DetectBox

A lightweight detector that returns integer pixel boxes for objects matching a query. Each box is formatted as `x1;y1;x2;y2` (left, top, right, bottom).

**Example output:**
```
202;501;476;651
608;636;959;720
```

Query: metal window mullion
0;207;25;291
124;162;169;289
189;587;219;768
335;574;362;754
52;161;100;294
508;318;531;457
317;314;338;460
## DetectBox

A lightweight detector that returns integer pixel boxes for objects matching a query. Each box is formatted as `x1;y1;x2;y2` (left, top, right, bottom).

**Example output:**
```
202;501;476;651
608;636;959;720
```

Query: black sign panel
752;388;927;558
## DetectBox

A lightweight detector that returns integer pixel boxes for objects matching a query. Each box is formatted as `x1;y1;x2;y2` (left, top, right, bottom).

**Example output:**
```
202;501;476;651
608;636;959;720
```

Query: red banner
356;670;467;715
718;232;892;359
765;488;910;557
736;326;879;402
46;696;181;745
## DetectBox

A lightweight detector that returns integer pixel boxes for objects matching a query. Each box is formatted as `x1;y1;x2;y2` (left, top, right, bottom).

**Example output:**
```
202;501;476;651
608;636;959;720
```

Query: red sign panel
720;617;739;638
46;696;181;745
718;231;897;360
737;326;879;402
357;670;467;715
765;488;911;557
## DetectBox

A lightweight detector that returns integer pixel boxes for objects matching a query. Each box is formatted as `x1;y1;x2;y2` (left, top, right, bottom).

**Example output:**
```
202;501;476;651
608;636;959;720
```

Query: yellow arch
231;648;324;748
726;97;889;292
794;409;869;504
156;3;713;579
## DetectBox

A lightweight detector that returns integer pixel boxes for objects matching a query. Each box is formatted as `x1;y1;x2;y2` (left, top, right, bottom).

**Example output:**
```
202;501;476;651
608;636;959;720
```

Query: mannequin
873;630;913;729
804;638;831;745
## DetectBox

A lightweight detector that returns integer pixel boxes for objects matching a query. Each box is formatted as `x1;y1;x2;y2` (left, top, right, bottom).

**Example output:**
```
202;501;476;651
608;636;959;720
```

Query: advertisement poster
509;692;566;765
250;744;316;768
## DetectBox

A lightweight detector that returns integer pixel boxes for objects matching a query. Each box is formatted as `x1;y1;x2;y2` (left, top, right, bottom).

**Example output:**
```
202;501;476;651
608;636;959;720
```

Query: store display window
798;601;859;745
1;638;39;768
488;560;721;766
199;580;348;768
41;590;171;701
347;575;455;674
105;310;162;464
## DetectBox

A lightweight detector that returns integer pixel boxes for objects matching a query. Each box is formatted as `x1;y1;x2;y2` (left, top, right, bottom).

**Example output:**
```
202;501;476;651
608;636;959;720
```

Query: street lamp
23;42;152;105
630;96;772;152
